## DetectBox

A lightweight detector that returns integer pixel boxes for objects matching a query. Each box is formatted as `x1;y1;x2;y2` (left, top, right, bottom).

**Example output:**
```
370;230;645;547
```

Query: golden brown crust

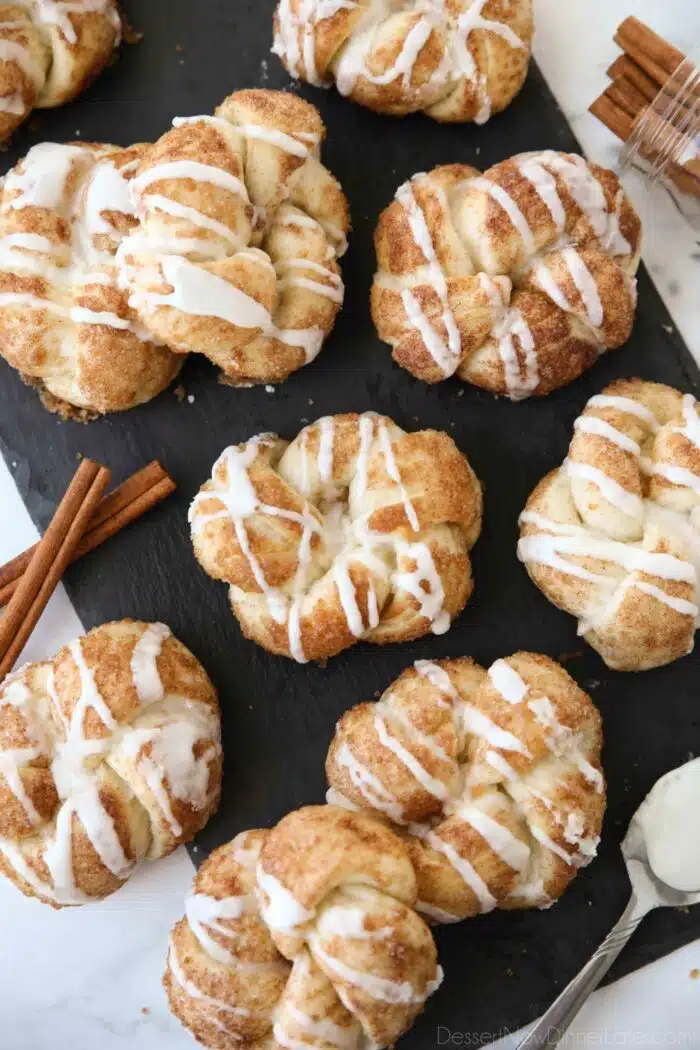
0;140;183;415
0;620;221;907
326;653;605;918
0;1;120;141
518;378;700;671
372;153;642;398
272;0;533;124
119;89;350;386
165;808;442;1050
189;413;483;662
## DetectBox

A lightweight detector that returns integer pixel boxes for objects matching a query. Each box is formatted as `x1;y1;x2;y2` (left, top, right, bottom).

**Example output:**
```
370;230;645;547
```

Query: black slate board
1;1;700;1042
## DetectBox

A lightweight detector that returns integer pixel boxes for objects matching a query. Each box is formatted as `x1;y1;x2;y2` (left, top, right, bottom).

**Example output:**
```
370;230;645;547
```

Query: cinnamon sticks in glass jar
590;18;700;226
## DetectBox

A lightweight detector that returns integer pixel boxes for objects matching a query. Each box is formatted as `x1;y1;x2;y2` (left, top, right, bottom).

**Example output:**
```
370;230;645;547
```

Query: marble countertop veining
1;2;699;1049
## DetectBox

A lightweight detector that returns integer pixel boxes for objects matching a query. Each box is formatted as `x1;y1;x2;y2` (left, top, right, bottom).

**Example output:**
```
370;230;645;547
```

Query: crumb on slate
265;385;275;393
187;394;195;404
174;384;186;403
557;650;584;663
122;20;143;45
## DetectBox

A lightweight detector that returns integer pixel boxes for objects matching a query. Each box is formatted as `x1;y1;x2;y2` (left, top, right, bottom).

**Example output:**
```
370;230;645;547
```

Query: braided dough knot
273;0;533;124
372;152;642;398
189;412;483;662
118;89;350;385
0;0;120;140
165;806;442;1050
519;379;700;670
0;140;182;416
0;621;222;906
326;653;605;920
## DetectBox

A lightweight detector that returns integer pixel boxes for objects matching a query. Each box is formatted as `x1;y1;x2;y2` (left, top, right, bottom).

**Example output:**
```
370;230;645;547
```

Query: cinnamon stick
615;17;685;86
0;461;175;605
606;77;650;120
0;460;111;679
589;94;636;143
607;55;666;106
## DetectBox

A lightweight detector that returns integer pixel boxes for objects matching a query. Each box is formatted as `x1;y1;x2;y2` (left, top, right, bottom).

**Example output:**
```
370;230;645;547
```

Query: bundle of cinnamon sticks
590;18;700;199
0;459;175;679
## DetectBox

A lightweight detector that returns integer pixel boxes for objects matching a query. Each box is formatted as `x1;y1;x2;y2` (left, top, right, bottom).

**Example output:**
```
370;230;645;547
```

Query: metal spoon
515;760;700;1050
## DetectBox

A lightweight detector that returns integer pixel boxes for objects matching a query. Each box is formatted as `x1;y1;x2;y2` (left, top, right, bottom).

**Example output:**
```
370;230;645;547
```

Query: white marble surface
1;2;700;1048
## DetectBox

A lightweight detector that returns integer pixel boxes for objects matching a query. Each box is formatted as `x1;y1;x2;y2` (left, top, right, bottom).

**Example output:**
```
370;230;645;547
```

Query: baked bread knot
519;379;700;671
0;140;183;418
326;653;604;919
165;806;442;1050
189;412;483;662
372;152;642;398
118;89;349;386
0;620;222;907
273;0;533;124
0;0;121;141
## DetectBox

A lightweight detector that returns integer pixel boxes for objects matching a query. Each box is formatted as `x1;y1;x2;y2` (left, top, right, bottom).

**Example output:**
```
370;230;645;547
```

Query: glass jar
619;54;700;231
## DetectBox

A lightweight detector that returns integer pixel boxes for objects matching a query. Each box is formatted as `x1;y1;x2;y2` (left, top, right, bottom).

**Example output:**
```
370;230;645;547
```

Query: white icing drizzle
168;941;255;1033
574;415;641;456
32;0;121;45
256;866;314;933
415;899;460;924
186;892;255;965
449;801;530;873
127;253;328;361
7;142;88;210
414;659;531;756
281;0;526;126
586;394;660;430
141;193;242;247
0;143;168;347
133;160;248;200
516;155;567;231
0;92;26;115
654;463;700;496
561;247;603;329
376;418;420;532
0;38;43;85
488;659;528;704
192;413;450;661
318;902;392;941
308;935;442;1005
492;306;539;401
518;508;696;588
414;823;497;913
274;0;359;85
452;0;526;124
564;458;644;520
395;176;461;377
335;741;405;823
274;1000;358;1050
374;711;449;801
0;678;43;826
471;176;535;255
0;627;221;904
393;540;450;634
130;622;171;705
